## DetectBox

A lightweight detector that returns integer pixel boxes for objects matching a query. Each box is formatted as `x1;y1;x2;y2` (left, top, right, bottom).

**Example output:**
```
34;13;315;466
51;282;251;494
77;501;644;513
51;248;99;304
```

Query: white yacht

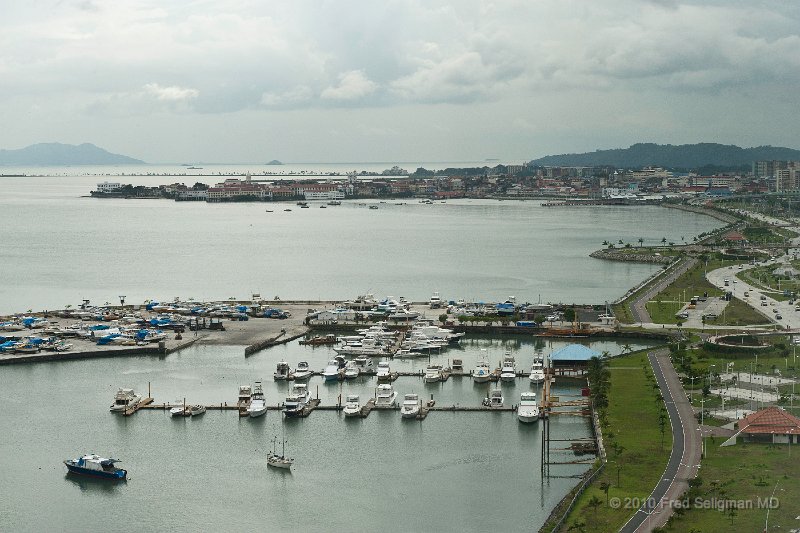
472;353;492;383
342;394;362;417
267;437;292;470
292;361;312;381
189;404;206;416
388;308;420;321
376;361;392;381
400;393;422;418
109;388;142;412
424;364;443;383
344;360;360;380
353;356;372;370
322;360;341;382
429;291;442;309
529;355;545;384
517;392;540;423
283;383;310;417
273;361;290;381
248;381;268;417
375;384;398;407
484;388;504;408
500;353;517;382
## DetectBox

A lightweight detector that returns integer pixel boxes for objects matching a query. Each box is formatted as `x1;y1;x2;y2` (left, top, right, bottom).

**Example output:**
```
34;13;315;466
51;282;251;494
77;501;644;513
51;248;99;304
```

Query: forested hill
530;143;800;169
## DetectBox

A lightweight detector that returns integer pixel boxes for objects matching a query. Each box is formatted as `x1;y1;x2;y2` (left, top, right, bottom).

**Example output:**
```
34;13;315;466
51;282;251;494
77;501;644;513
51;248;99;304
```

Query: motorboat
170;401;189;417
64;454;126;480
342;394;362;417
353;356;372;370
400;393;422;418
292;361;312;380
424;364;443;383
322;360;341;382
109;388;142;412
344;360;359;380
376;361;392;381
248;381;268;417
472;360;492;383
283;383;310;417
518;392;540;423
237;385;252;415
429;292;443;308
484;388;504;408
388;308;420;321
273;361;290;381
529;356;545;384
267;437;293;470
500;353;517;382
411;323;464;344
375;384;398;407
190;404;206;416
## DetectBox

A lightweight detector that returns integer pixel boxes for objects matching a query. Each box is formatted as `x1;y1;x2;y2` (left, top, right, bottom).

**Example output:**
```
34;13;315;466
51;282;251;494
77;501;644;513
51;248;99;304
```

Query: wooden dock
122;397;153;416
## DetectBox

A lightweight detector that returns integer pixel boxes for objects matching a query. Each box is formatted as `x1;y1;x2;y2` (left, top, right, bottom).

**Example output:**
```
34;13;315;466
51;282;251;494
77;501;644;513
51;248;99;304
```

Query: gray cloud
0;0;798;161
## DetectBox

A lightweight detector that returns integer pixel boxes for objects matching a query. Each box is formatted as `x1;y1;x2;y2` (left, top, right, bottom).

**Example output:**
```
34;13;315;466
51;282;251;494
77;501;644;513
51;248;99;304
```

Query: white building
304;190;345;200
96;181;123;193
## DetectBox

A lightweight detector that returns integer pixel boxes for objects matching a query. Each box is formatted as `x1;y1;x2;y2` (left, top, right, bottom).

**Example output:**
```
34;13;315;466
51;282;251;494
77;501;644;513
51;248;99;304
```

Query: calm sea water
0;336;657;533
0;166;721;314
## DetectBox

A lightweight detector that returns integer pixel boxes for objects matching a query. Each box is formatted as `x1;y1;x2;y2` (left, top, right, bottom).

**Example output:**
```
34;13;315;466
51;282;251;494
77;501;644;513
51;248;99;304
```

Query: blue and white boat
64;454;127;480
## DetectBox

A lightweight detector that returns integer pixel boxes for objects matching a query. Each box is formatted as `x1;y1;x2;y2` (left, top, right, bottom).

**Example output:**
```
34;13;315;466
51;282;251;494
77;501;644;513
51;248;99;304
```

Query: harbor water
0;336;657;532
0;169;722;314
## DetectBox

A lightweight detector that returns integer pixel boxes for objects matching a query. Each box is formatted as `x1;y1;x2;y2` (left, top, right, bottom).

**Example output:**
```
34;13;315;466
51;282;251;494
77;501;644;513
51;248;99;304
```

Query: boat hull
248;407;268;417
518;411;540;423
64;463;127;480
267;455;292;469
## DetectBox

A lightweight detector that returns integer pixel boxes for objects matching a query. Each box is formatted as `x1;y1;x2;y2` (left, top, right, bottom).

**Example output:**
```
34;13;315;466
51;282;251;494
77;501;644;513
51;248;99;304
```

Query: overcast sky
1;0;798;163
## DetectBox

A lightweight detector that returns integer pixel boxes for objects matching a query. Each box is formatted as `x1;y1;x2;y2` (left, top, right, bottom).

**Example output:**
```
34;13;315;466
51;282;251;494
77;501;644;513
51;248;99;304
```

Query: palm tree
622;343;633;354
638;237;644;247
661;237;667;245
587;495;603;516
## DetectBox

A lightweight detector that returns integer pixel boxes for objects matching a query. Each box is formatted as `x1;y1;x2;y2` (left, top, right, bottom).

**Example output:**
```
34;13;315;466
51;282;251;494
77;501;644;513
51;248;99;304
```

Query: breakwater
589;249;673;264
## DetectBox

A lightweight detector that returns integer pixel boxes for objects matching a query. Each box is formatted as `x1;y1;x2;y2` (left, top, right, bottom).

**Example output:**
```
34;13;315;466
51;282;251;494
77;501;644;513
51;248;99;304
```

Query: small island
266;160;283;165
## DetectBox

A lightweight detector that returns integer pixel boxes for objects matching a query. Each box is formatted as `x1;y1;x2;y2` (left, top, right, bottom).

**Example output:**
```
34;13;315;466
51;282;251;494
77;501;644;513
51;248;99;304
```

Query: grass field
664;442;800;532
560;352;671;532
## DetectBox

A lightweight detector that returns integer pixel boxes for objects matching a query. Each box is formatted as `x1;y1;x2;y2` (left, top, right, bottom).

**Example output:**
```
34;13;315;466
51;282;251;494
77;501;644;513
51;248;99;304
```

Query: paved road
630;258;697;324
619;350;701;532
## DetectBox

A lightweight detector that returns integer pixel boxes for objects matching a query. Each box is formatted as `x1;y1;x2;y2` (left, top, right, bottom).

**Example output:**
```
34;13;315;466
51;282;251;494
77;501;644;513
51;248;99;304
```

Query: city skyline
2;1;799;163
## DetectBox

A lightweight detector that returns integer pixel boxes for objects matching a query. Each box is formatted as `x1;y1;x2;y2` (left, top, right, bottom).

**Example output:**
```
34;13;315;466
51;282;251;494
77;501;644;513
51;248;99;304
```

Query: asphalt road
619;350;701;532
630;258;697;324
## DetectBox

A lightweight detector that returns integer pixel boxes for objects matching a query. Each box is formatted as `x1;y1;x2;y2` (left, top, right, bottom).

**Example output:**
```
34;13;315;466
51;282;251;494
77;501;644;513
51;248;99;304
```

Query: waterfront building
95;181;122;193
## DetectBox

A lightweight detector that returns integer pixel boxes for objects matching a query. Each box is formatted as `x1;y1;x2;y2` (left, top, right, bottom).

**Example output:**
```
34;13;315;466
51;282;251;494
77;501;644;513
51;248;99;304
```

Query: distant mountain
0;143;144;165
529;143;800;170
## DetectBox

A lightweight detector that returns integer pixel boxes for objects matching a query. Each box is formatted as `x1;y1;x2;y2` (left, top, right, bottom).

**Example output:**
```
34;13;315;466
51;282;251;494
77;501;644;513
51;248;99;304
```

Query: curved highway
619;350;701;532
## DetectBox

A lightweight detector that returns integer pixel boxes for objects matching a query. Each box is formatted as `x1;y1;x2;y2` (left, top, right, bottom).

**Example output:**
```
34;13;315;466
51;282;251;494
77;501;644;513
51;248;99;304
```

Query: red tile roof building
737;406;800;444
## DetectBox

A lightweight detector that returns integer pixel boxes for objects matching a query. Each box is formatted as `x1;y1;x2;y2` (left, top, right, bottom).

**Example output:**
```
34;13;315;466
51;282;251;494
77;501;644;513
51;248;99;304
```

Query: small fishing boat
342;394;362;417
267;436;293;470
190;404;206;416
170;400;189;417
64;454;126;480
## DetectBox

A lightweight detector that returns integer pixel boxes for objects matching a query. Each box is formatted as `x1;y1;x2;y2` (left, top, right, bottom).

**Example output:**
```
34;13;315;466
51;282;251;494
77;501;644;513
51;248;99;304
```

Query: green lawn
664;442;800;532
646;300;683;324
705;297;770;327
560;353;671;532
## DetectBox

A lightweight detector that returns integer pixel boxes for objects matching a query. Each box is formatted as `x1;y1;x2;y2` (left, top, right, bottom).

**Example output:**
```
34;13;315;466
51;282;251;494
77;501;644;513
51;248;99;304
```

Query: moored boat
248;381;268;417
400;393;421;418
375;384;398;407
109;388;142;412
500;353;516;382
292;361;312;380
342;394;362;417
484;388;504;408
273;361;290;381
190;404;206;416
267;437;293;470
283;383;310;417
517;392;540;423
64;454;126;480
376;361;392;381
424;364;443;383
322;359;341;382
